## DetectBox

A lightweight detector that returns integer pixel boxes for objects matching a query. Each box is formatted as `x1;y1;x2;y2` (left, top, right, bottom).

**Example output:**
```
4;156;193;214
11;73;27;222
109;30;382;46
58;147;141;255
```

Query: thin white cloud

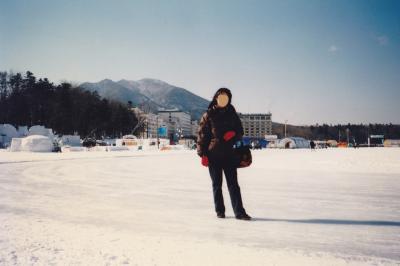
328;45;339;53
377;35;389;46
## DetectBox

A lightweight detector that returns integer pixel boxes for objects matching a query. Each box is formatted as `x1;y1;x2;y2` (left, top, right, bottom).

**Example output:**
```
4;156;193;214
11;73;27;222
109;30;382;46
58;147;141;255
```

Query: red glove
201;155;209;167
223;131;236;141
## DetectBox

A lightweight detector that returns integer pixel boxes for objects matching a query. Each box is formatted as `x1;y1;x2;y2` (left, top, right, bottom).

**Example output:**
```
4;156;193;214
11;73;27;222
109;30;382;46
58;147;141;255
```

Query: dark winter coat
196;103;244;165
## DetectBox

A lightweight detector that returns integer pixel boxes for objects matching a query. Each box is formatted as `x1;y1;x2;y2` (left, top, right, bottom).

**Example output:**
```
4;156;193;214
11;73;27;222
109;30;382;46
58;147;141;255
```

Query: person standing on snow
196;88;251;220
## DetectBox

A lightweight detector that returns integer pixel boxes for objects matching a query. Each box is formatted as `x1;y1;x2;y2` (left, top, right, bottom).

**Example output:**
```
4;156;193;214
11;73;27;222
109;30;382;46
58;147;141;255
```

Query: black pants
208;161;246;216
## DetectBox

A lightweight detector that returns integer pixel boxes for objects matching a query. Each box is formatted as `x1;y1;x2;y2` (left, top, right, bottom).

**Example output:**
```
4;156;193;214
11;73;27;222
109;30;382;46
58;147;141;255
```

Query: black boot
235;213;251;220
217;212;225;218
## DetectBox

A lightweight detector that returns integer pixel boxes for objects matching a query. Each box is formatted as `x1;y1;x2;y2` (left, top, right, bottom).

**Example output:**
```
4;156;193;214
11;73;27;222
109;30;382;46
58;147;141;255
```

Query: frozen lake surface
1;148;399;265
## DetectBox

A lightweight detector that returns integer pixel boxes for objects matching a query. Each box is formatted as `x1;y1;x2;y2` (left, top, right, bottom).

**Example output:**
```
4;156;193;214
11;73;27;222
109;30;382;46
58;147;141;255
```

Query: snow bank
10;135;54;152
17;125;29;137
61;146;86;152
0;124;18;138
28;125;54;139
106;146;130;151
88;146;108;152
0;124;19;147
160;144;188;151
9;138;22;151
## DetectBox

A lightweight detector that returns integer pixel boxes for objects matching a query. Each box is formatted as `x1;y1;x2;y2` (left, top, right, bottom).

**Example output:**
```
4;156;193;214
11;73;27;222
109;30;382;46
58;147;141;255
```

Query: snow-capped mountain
80;78;209;121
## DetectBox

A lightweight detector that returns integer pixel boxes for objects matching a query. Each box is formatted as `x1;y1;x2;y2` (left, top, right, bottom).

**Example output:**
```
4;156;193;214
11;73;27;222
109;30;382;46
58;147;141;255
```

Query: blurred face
216;93;229;108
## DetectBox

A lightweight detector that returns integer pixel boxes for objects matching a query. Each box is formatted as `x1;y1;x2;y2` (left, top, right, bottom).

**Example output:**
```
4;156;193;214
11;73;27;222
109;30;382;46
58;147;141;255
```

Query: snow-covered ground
0;148;399;265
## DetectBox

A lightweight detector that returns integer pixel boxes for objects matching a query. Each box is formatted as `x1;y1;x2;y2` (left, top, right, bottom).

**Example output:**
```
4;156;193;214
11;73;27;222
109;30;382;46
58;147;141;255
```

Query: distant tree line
0;71;139;139
309;123;400;143
273;122;400;143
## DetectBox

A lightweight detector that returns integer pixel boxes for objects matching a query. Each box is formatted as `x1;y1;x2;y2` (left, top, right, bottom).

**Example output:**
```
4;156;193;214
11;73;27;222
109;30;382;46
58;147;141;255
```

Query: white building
157;108;192;140
238;112;272;138
191;120;199;137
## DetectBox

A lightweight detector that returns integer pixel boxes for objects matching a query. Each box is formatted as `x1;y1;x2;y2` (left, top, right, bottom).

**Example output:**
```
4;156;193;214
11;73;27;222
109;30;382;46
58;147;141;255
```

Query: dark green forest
0;71;139;139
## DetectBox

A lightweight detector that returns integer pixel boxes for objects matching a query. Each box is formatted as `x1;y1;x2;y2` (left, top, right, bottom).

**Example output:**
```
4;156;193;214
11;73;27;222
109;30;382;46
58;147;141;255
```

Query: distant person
196;88;251;220
310;140;316;150
353;140;358;148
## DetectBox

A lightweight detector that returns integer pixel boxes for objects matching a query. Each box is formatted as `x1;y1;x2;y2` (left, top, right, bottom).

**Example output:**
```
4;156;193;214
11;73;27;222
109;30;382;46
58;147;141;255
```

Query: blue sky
1;0;399;124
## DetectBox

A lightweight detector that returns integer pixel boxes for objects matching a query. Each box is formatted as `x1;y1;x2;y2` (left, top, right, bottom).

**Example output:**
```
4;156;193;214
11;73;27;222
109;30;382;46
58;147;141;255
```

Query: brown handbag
233;141;252;168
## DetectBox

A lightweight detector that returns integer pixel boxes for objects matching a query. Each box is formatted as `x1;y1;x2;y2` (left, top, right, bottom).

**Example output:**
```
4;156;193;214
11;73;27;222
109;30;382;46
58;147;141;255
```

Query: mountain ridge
80;78;210;121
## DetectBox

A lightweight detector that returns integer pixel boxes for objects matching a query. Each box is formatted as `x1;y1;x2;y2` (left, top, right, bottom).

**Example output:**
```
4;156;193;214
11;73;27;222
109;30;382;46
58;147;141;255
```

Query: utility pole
284;120;288;138
156;115;159;150
146;119;149;139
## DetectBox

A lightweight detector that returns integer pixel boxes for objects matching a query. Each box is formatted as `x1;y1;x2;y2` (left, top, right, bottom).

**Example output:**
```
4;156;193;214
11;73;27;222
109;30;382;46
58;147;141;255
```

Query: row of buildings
131;107;273;143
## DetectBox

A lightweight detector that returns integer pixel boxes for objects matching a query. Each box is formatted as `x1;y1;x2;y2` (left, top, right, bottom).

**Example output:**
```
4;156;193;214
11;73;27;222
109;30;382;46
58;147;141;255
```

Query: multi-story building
157;108;192;140
238;112;272;138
